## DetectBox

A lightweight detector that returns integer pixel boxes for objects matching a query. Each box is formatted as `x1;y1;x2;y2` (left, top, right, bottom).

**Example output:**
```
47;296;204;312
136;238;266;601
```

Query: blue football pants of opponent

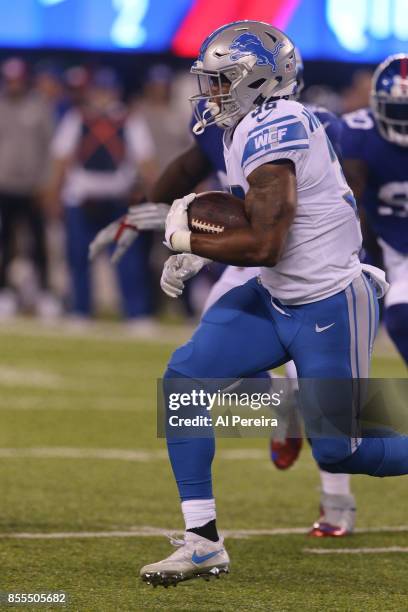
164;273;408;503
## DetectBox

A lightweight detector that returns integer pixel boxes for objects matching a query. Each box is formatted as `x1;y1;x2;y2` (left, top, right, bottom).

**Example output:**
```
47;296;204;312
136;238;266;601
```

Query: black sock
187;519;219;542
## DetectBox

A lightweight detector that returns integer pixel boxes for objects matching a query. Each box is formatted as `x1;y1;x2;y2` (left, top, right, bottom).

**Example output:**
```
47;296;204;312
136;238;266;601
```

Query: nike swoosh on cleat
191;550;223;564
315;323;335;333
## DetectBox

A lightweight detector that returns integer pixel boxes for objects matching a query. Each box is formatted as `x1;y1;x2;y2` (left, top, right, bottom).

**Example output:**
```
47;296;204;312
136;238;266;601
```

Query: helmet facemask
371;94;408;146
190;63;256;133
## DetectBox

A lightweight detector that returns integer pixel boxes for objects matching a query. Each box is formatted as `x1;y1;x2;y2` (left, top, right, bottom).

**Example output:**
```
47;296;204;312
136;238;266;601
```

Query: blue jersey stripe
361;274;373;359
242;121;309;166
350;283;360;379
242;144;309;171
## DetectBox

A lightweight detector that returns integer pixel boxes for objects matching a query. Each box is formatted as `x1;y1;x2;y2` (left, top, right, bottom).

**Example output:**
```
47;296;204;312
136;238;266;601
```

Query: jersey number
343;109;374;130
378;182;408;217
251;101;277;122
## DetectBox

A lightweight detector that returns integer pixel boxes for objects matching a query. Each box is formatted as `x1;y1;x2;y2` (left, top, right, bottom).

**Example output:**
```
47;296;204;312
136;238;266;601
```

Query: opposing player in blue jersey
136;21;408;585
341;54;408;366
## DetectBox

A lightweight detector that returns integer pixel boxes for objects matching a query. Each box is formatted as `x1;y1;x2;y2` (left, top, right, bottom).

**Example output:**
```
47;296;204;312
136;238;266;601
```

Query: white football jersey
223;99;362;305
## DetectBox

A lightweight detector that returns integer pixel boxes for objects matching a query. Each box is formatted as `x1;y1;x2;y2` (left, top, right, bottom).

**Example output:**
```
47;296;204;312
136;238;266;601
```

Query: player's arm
89;143;213;261
151;143;213;203
340;111;370;208
342;158;367;202
342;158;376;248
174;160;297;266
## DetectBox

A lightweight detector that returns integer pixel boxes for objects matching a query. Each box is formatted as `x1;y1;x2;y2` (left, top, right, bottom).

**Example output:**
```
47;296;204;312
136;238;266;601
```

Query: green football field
0;320;407;612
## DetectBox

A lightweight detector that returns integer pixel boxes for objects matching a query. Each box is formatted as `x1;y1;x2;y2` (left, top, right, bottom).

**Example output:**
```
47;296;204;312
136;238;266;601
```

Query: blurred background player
341;54;408;366
63;65;91;112
34;61;69;121
90;48;356;538
0;57;59;319
48;67;158;327
135;65;193;174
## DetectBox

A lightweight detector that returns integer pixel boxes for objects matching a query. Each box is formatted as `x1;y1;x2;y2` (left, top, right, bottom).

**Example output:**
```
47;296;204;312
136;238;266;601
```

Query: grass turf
0;323;406;611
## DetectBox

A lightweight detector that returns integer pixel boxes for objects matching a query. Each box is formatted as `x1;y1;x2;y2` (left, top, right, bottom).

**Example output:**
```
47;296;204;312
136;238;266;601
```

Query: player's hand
160;253;211;298
88;216;139;263
164;193;196;252
89;202;170;263
112;202;169;262
127;202;170;231
88;218;128;261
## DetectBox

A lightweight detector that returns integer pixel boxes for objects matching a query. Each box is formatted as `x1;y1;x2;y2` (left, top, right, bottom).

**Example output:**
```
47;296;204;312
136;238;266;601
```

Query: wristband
170;230;192;253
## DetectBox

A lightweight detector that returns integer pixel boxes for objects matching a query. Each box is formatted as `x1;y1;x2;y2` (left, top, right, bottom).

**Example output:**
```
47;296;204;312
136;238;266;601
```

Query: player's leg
274;360;354;530
203;264;272;396
204;267;303;469
202;265;258;311
24;194;48;291
380;239;408;365
293;273;408;476
278;360;355;535
286;357;355;535
140;278;289;586
115;231;154;320
309;472;355;537
65;206;94;317
270;360;303;469
0;193;19;316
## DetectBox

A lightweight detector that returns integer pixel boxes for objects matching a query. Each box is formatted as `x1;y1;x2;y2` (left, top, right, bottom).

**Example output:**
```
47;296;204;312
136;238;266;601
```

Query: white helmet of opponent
190;20;297;133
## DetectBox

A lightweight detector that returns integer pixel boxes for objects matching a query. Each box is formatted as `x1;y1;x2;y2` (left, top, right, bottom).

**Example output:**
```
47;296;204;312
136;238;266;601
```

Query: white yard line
304;547;408;554
0;526;408;540
0;398;149;412
0;366;63;388
0;447;167;461
0;318;194;345
0;447;266;461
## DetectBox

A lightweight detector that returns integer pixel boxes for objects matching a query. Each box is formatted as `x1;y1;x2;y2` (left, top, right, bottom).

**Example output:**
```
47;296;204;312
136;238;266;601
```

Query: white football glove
164;193;196;252
160;253;212;298
88;218;127;262
128;202;170;231
88;202;169;263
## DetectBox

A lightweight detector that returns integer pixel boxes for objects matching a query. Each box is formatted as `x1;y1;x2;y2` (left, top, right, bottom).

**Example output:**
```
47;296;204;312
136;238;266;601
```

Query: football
187;191;249;234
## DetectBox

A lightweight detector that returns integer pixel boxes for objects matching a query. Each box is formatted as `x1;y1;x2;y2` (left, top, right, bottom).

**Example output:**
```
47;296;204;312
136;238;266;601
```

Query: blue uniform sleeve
190;112;226;174
312;108;343;158
340;109;375;160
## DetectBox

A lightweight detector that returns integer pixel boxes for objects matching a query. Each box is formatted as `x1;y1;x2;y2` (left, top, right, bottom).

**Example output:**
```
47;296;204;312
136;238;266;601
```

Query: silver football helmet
190;20;297;133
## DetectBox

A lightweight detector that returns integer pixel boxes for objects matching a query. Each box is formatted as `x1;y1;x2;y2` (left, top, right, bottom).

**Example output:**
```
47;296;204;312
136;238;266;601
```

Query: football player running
136;21;408;586
90;49;356;538
341;54;408;366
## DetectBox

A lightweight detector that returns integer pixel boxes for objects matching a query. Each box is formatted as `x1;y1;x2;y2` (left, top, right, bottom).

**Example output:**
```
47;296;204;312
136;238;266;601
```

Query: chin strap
192;102;221;134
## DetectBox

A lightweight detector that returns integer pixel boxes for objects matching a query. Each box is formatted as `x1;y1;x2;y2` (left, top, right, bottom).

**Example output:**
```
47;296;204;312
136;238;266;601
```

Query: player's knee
311;438;351;466
167;332;222;379
166;342;202;378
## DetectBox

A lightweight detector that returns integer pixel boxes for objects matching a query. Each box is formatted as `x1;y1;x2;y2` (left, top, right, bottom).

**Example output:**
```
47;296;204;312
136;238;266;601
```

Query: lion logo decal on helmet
229;33;284;72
